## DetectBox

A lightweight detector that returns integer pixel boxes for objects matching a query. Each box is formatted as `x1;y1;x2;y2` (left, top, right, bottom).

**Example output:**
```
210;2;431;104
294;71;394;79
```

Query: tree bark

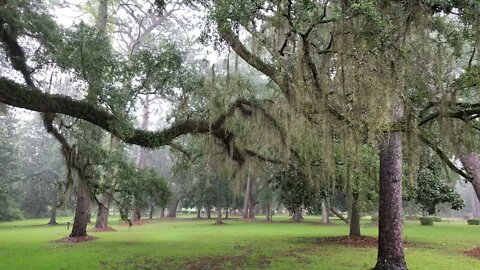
349;194;361;237
330;207;349;224
456;144;480;209
216;204;223;224
166;197;180;218
94;193;110;228
321;199;329;224
207;205;211;219
266;201;272;222
293;208;303;222
47;184;58;225
70;179;91;237
160;207;165;218
242;174;252;218
149;203;154;219
196;207;201;218
374;111;408;270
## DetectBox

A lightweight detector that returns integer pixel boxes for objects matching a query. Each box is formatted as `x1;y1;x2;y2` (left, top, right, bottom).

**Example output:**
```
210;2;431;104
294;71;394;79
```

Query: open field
1;215;479;270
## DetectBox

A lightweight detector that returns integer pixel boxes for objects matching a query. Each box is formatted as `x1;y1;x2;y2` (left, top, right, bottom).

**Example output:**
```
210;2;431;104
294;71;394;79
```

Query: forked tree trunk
374;116;407;270
349;194;361;237
94;193;110;228
70;179;91;237
166;198;180;218
47;185;58;225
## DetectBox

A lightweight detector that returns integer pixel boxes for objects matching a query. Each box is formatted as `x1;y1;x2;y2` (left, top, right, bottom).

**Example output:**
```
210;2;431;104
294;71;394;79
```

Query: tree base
374;261;408;270
47;221;57;225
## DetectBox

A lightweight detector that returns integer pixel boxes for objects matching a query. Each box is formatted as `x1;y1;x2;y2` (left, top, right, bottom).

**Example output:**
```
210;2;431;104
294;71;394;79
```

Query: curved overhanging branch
417;131;473;181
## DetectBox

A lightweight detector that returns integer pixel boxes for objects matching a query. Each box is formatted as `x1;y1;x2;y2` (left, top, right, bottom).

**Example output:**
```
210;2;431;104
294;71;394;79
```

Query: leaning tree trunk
47;185;58;225
349;194;361;237
456;144;480;206
70;179;91;237
374;115;407;270
94;193;110;228
166;197;180;218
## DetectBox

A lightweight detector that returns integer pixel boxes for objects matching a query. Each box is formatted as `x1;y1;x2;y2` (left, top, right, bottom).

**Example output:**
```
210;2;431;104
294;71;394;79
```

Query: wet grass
0;215;479;269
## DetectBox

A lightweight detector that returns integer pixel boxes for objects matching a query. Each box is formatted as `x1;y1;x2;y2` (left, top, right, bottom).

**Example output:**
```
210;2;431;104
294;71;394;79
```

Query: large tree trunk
166;197;180;218
196;207;201;218
321;199;329;224
456;144;480;210
349;194;361;237
374;115;407;270
160;207;165;218
94;193;110;228
70;179;91;237
47;185;58;225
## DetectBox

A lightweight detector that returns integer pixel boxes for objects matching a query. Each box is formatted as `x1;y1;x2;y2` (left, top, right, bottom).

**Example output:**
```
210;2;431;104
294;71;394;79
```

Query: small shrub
420;217;434;226
432;216;442;222
467;219;480;225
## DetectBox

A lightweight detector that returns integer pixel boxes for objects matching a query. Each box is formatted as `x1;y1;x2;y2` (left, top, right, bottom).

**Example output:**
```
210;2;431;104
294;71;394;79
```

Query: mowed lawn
0;215;479;270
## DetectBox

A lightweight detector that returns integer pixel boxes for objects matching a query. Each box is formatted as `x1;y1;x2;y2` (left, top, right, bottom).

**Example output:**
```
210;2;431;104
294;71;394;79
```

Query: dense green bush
467;219;480;225
420;217;434;226
432;216;442;222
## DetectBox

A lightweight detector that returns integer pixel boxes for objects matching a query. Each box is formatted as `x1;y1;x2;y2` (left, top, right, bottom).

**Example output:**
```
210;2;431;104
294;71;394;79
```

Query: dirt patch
53;235;97;244
464;247;480;259
89;226;116;232
316;236;378;248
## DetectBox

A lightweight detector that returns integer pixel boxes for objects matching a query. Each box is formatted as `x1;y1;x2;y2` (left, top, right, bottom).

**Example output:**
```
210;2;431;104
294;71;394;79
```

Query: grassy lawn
0;215;479;269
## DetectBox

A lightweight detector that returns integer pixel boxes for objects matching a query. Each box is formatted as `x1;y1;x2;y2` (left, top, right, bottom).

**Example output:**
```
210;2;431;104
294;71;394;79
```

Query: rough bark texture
70;180;91;237
349;195;361;237
374;126;407;270
94;193;110;228
166;197;180;218
456;144;480;210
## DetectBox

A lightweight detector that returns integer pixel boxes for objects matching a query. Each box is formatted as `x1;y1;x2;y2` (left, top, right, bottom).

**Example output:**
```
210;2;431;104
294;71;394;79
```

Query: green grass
0;215;479;269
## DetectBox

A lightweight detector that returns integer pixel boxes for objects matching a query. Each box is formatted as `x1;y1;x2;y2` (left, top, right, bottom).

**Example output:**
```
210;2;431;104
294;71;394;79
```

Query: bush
467;219;480;225
432;216;442;222
420;217;434;226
